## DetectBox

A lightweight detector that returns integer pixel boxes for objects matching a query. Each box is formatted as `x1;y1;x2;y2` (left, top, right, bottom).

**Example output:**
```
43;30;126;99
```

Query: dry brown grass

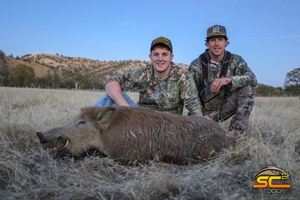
0;87;299;199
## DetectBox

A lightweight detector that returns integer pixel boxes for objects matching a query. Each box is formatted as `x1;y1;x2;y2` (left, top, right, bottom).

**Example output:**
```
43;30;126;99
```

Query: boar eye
78;120;86;125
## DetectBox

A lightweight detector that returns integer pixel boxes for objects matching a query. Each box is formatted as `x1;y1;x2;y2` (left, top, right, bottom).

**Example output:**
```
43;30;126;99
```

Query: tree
36;70;60;88
36;76;50;88
255;84;283;96
0;64;10;86
0;50;4;60
10;65;36;87
284;85;300;96
284;68;300;87
284;68;300;96
75;74;90;90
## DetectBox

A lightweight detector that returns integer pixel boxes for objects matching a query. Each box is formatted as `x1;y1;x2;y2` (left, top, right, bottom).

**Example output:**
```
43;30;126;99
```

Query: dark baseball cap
206;25;228;39
150;36;173;53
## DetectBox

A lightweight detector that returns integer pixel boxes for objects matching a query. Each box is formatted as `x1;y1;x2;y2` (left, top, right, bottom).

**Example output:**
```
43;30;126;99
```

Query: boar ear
96;106;116;130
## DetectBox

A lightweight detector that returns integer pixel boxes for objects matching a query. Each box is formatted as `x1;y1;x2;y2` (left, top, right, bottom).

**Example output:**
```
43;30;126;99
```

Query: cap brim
206;34;228;39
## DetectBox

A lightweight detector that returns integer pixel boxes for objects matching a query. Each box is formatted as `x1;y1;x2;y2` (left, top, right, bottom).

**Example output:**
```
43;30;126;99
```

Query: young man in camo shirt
189;25;258;137
94;36;202;116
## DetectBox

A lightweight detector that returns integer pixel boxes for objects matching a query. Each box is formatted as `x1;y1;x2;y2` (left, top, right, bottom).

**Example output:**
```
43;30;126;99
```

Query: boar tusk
58;139;69;151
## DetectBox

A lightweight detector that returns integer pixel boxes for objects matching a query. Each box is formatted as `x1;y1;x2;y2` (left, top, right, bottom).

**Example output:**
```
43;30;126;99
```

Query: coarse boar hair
37;106;235;165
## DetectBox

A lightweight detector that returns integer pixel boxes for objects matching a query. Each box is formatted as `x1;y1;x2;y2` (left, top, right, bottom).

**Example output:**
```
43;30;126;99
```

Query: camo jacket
104;63;202;116
188;50;258;113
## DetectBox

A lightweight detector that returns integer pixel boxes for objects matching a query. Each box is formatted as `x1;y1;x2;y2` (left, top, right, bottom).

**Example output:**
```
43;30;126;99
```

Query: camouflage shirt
104;63;202;116
189;50;257;92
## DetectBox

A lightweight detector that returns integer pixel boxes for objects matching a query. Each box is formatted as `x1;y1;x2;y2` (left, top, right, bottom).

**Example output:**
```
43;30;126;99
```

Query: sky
1;0;300;87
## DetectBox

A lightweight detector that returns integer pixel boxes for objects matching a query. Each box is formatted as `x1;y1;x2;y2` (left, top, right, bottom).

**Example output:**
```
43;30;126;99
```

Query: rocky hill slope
2;53;188;79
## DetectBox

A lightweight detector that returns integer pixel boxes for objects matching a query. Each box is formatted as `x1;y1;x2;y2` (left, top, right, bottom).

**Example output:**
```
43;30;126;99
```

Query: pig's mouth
53;137;72;158
37;132;106;159
37;132;71;157
45;136;71;157
53;137;69;153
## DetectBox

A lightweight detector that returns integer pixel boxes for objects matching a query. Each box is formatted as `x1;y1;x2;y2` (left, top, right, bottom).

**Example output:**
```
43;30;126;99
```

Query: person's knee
239;86;255;97
234;86;255;105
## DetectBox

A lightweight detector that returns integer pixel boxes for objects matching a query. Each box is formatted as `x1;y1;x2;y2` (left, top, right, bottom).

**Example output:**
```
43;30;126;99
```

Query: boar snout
37;132;47;143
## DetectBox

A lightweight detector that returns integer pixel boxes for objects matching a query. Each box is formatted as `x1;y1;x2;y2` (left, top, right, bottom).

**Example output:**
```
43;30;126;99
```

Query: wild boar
37;106;235;165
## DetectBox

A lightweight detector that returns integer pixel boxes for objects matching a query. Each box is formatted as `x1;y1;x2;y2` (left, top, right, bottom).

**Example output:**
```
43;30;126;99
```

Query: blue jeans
93;91;137;106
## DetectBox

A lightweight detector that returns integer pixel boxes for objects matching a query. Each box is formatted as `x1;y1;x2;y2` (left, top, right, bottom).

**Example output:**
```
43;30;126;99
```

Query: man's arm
188;58;203;93
105;81;130;106
210;55;257;92
210;77;232;92
104;67;147;106
188;59;206;116
181;73;204;116
229;55;258;91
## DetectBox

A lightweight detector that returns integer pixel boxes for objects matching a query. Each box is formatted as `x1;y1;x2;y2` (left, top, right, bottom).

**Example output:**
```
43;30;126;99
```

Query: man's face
149;46;174;77
206;36;228;58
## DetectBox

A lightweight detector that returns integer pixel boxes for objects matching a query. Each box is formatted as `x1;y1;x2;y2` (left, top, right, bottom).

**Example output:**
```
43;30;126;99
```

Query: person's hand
210;77;231;92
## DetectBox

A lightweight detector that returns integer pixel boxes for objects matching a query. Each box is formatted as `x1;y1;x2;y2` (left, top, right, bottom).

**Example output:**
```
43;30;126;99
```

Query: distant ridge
2;53;188;79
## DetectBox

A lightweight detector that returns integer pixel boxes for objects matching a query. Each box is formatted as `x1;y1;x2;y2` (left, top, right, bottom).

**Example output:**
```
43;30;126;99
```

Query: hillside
1;53;299;96
0;53;190;89
1;53;188;79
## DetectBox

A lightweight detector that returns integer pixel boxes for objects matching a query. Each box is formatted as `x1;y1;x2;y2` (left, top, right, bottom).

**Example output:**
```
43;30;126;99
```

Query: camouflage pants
205;86;255;135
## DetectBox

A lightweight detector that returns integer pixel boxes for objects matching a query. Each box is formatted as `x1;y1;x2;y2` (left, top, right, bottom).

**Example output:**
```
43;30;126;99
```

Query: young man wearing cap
189;25;258;137
93;36;202;116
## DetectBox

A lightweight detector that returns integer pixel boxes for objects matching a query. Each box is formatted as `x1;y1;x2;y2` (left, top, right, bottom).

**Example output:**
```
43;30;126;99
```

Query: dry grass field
0;87;299;200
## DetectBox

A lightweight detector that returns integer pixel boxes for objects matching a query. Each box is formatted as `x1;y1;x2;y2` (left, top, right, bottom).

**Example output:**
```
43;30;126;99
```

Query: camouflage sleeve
104;67;146;90
180;72;203;116
188;58;203;92
188;58;205;115
229;55;258;91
